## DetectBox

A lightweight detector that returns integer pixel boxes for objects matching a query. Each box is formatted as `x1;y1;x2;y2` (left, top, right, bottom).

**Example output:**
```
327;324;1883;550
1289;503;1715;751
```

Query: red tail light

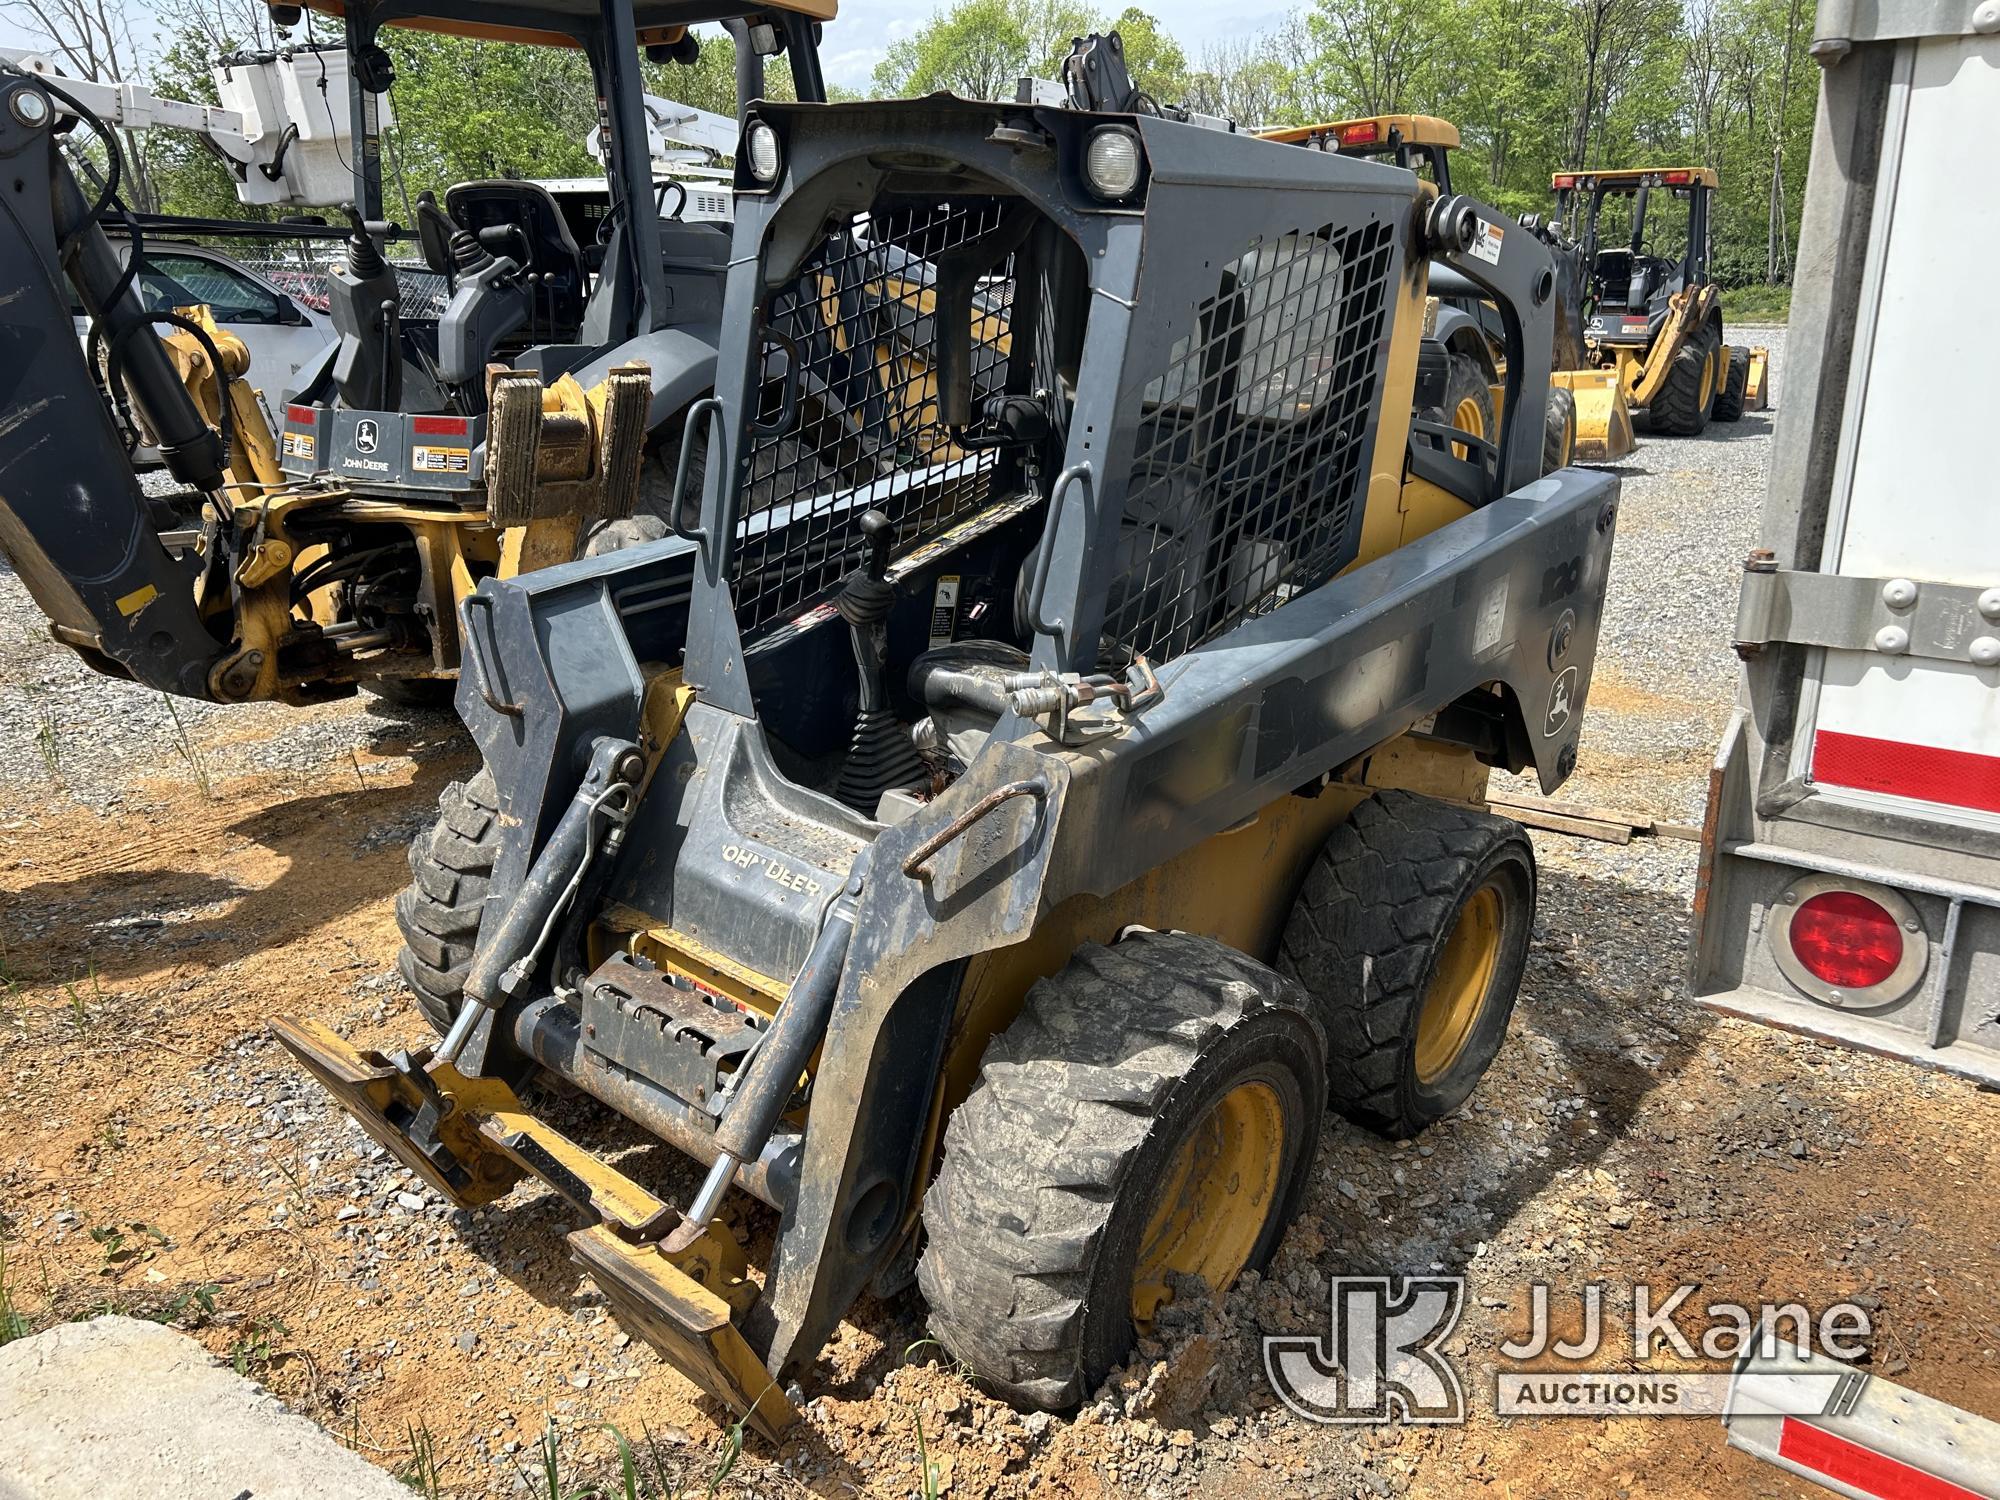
1789;891;1902;989
1338;121;1380;146
1663;170;1691;185
1552;173;1576;189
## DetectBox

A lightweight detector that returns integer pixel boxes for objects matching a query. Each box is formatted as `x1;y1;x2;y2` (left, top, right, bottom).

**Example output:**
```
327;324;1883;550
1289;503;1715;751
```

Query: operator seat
444;180;590;341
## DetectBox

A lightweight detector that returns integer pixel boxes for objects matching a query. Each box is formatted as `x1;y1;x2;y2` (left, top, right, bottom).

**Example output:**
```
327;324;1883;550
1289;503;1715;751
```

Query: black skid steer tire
1277;790;1536;1139
1542;386;1577;473
919;932;1325;1411
395;768;500;1035
1712;345;1750;423
1649;326;1719;436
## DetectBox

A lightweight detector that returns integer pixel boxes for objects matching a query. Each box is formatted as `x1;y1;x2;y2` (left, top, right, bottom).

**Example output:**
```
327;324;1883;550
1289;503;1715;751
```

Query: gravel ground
13;323;1995;1500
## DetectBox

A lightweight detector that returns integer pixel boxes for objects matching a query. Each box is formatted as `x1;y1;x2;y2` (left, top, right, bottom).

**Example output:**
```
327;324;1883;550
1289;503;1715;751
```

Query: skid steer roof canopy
679;94;1428;725
305;0;835;48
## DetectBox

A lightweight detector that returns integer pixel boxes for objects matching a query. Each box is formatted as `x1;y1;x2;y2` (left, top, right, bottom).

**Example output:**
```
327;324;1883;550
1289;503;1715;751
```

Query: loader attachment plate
570;1226;795;1442
270;1017;528;1207
270;1017;795;1440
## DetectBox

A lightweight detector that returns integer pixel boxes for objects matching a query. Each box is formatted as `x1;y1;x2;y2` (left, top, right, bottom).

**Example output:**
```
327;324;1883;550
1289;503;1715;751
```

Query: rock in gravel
0;1316;409;1499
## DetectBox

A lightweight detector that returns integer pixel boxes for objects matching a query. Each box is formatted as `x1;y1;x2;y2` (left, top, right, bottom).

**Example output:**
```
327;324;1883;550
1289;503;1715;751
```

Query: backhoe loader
271;48;1621;1436
0;0;832;707
1264;113;1634;464
1553;166;1767;437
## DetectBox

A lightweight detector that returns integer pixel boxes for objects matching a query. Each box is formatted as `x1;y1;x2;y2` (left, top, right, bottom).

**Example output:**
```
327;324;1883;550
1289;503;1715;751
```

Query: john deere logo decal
1545;666;1579;738
354;419;380;454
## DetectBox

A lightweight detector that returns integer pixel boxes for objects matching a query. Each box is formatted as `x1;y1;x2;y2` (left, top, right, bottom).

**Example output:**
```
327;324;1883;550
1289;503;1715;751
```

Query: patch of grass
395;1420;445;1499
1720;283;1792;323
160;693;213;798
0;1247;33;1346
27;688;62;785
699;1419;744;1499
271;1151;314;1219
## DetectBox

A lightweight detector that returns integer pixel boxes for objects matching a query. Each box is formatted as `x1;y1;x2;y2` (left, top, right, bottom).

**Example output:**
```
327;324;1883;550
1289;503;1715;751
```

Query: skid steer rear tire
1712;345;1750;423
1649;326;1719;436
395;768;500;1035
1277;790;1535;1139
1543;386;1577;472
919;931;1325;1411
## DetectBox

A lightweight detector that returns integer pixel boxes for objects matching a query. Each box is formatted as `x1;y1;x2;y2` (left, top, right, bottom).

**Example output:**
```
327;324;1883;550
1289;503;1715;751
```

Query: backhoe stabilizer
268;1016;796;1440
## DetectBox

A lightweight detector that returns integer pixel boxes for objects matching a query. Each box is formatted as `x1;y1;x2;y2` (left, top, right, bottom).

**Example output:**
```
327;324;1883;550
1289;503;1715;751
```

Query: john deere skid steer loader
274;78;1620;1434
1264;114;1634;465
1553;166;1767;437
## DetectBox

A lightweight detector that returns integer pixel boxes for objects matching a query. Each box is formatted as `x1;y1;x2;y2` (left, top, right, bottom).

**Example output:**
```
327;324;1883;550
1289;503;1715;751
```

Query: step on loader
1553;166;1768;439
276;71;1621;1436
1263;113;1635;466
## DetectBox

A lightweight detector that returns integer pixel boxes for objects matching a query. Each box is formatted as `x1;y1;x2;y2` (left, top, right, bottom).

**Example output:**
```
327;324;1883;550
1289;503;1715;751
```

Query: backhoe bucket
1551;368;1636;463
269;1017;796;1441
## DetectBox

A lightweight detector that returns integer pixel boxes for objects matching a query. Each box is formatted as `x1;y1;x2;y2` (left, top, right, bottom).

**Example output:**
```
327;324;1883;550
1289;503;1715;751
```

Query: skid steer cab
276;78;1620;1437
1553;166;1768;437
0;0;831;705
1266;113;1633;466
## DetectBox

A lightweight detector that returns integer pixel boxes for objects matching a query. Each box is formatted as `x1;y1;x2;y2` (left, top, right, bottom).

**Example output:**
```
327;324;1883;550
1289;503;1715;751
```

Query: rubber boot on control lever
833;510;925;813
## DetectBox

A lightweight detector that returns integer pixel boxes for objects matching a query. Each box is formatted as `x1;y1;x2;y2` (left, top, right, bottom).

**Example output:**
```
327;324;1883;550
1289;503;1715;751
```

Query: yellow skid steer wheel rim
1415;882;1504;1084
1451;396;1486;461
1130;1080;1285;1326
1698;342;1718;409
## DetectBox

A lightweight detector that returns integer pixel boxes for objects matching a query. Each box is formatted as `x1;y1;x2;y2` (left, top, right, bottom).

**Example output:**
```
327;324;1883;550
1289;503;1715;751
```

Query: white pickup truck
72;238;334;456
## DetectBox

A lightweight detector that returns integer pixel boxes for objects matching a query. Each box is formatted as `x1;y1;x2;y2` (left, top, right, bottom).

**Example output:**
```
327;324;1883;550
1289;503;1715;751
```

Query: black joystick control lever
327;203;403;411
833;510;926;814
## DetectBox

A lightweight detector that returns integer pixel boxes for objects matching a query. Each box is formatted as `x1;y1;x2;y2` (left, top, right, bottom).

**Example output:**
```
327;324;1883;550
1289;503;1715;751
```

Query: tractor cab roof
1259;114;1460;153
305;0;834;49
1552;166;1718;192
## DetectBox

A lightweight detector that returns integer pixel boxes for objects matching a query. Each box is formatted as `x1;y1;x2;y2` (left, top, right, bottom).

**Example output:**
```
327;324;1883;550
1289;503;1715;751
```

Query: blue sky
1;3;1297;93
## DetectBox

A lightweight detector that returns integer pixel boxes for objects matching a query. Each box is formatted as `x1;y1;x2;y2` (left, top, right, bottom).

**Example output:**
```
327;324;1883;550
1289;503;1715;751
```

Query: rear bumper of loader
1550;368;1636;462
270;1017;795;1440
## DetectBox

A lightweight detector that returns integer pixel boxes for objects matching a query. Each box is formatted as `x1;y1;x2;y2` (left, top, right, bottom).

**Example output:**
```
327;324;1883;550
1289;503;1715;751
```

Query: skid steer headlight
1083;126;1143;201
744;120;782;185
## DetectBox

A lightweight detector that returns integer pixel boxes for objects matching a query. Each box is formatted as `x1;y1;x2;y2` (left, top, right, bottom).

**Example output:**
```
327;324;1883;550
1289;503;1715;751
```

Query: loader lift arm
0;66;236;698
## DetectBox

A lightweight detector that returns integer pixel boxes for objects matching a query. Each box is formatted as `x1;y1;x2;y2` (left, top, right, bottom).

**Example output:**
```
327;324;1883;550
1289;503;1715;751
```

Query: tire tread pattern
1276;790;1532;1137
917;932;1313;1410
394;769;500;1034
